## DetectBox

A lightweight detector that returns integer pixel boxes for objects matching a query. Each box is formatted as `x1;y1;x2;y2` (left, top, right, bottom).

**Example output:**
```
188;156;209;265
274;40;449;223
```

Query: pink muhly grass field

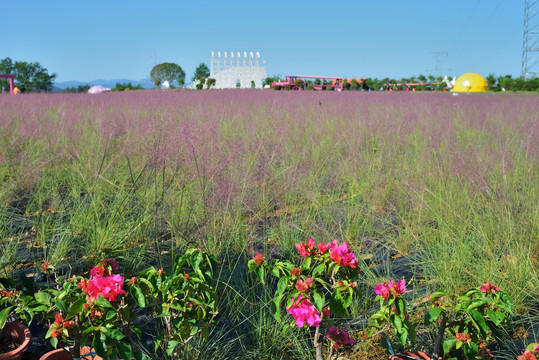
0;90;536;259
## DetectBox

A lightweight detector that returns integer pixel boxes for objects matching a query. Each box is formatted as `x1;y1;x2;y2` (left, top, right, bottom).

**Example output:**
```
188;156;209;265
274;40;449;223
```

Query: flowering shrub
423;282;515;359
248;238;360;360
36;249;217;359
368;278;416;347
0;278;40;330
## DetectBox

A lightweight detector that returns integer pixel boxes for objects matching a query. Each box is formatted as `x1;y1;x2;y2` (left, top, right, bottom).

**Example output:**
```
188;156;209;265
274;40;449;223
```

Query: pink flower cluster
327;240;358;268
518;345;539;360
326;326;355;349
295;277;314;292
294;238;357;268
480;282;499;294
374;278;406;300
295;238;318;257
286;295;321;328
78;259;126;303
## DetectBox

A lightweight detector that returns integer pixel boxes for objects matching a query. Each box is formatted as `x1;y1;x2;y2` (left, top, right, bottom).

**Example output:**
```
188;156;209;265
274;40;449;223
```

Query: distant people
13;86;20;94
20;85;26;93
1;86;4;93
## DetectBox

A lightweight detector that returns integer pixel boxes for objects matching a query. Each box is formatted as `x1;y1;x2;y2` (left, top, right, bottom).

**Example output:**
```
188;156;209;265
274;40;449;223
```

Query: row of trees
64;82;144;93
3;56;539;92
0;57;57;92
266;74;539;92
149;62;214;88
486;74;539;92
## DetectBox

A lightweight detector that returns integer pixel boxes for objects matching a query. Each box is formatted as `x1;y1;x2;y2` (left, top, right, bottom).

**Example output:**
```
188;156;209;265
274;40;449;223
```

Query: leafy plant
424;282;514;359
248;238;361;360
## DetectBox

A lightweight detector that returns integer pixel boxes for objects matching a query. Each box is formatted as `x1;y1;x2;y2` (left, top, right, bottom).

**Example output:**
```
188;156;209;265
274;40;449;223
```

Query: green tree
150;62;185;87
192;63;210;82
206;78;216;89
418;74;427;83
0;57;57;91
486;73;497;90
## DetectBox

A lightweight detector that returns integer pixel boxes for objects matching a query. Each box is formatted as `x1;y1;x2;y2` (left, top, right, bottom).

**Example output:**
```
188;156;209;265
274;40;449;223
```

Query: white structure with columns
210;51;267;89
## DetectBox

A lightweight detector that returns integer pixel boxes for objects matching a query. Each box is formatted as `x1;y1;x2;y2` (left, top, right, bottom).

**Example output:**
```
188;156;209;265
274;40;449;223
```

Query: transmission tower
522;0;539;79
427;51;449;77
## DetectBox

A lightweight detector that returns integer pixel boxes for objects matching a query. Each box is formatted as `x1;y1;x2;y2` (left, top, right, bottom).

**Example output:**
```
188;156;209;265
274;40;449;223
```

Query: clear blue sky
2;0;524;82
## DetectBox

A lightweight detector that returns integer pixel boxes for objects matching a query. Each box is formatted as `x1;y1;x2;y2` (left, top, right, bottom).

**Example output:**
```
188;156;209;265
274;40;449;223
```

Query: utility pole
522;0;539;79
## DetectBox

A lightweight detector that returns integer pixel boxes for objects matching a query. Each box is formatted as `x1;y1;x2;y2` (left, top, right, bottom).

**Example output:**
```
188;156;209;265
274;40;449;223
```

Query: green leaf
166;340;179;356
270;267;280;277
466;298;489;310
404;320;416;344
0;306;14;329
343;287;354;308
302;256;312;270
55;300;67;314
50;336;58;349
395;297;406;318
271;294;284;323
131;285;146;307
106;310;116;321
173;254;187;275
424;307;443;324
468;308;488;338
255;265;265;285
247;259;256;273
429;291;446;302
443;338;456;353
312;264;325;277
96;295;113;308
487;310;505;326
282;323;292;336
66;298;87;319
392;314;403;333
397;327;408;346
191;250;203;272
93;334;107;358
312;289;325;312
34;292;51;306
106;328;125;341
277;276;290;295
463;341;478;359
329;290;345;317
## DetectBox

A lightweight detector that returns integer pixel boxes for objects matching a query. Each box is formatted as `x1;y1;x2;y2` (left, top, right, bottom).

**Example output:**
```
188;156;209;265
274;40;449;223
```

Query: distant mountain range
53;78;156;91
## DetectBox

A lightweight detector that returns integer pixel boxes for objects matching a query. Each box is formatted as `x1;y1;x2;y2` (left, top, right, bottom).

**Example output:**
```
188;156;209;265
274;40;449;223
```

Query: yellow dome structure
453;73;489;93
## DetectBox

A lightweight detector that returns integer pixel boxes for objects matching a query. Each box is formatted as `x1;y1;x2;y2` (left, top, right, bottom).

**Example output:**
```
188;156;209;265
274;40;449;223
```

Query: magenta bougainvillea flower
326;326;355;349
286;295;321;328
85;273;126;302
328;240;358;268
317;242;330;254
295;238;316;257
480;282;500;294
374;278;406;300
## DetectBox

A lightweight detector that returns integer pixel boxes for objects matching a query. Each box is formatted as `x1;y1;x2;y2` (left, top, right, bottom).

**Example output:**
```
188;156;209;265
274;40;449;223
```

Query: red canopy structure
0;75;15;93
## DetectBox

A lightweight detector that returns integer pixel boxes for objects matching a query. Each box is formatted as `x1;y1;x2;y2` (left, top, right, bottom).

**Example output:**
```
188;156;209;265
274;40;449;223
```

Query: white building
210;51;267;89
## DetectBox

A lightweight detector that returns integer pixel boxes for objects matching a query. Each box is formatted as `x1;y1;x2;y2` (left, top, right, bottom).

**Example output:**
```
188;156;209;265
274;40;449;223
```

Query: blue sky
2;1;524;82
